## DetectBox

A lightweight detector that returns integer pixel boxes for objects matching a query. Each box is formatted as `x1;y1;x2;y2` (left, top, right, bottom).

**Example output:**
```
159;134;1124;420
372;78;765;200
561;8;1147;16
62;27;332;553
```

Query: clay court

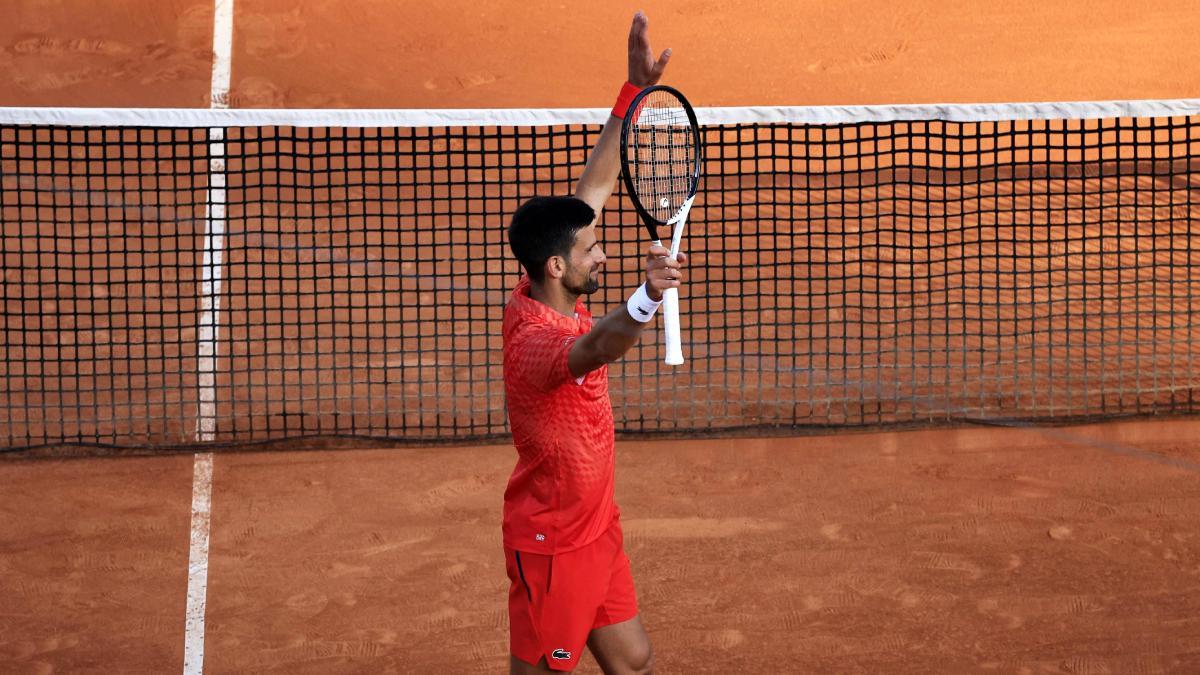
3;2;1200;673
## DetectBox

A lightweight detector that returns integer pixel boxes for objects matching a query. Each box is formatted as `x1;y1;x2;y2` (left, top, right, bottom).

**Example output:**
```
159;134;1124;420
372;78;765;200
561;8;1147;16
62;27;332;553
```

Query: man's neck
529;280;579;317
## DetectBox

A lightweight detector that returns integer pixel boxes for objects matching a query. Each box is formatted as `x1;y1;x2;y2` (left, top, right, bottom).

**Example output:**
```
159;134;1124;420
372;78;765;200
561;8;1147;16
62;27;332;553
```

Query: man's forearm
574;114;623;215
574;12;669;220
568;303;652;377
592;304;653;362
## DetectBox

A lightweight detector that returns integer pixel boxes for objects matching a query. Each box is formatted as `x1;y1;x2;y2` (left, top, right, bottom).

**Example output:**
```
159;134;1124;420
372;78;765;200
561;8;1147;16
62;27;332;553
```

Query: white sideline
183;452;214;675
184;1;233;673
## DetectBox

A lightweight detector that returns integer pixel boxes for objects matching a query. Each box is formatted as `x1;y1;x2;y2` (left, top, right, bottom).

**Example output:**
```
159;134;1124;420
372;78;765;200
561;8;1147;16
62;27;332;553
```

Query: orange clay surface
3;421;1200;672
2;1;1200;108
3;2;1200;673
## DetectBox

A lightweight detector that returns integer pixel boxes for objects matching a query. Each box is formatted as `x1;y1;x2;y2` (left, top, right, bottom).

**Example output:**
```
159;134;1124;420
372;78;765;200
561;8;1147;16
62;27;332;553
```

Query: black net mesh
2;114;1199;450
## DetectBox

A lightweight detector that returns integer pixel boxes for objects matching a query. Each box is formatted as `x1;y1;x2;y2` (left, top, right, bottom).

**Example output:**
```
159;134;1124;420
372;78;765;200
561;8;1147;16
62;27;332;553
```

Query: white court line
195;128;226;444
209;0;234;109
185;1;233;673
196;0;234;442
183;453;214;674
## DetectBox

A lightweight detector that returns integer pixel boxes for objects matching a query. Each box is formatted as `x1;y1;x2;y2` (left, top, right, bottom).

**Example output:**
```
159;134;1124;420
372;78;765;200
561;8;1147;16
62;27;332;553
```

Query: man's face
561;223;606;296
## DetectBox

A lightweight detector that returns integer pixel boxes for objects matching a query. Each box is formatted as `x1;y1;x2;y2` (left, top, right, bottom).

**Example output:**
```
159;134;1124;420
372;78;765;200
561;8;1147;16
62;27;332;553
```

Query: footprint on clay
820;523;848;542
441;562;470;583
977;598;1024;629
914;551;984;580
1059;655;1114;674
285;589;329;617
706;629;745;649
1048;525;1073;541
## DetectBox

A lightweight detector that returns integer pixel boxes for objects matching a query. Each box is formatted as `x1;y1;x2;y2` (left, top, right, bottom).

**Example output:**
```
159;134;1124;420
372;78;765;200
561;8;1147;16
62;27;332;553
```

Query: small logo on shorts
535;533;546;542
551;649;572;660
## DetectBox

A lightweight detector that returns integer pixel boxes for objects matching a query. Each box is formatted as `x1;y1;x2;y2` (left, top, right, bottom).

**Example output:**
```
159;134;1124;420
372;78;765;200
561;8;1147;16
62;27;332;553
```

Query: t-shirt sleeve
510;322;577;392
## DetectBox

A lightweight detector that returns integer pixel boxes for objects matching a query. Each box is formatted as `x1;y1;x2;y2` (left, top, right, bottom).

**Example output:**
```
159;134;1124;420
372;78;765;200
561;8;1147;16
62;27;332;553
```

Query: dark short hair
507;196;596;281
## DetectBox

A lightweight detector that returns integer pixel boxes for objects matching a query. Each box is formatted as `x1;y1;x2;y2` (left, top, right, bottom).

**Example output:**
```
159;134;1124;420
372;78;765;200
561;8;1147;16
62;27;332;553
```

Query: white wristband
627;283;662;323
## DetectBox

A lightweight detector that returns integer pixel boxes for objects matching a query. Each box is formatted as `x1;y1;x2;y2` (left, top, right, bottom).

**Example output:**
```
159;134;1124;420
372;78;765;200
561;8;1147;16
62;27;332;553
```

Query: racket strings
627;90;698;225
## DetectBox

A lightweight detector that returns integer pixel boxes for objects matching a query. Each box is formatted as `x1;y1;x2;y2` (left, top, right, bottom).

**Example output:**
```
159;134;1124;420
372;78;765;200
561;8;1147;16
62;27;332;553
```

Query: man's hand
628;11;671;88
644;244;687;302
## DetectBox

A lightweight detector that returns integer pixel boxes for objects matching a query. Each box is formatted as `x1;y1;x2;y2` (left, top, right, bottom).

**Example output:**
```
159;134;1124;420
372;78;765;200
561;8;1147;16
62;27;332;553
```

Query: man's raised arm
573;11;671;215
565;12;681;379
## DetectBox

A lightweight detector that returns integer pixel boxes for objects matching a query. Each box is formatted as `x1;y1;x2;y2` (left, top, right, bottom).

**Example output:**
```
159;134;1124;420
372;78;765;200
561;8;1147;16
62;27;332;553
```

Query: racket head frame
618;84;703;242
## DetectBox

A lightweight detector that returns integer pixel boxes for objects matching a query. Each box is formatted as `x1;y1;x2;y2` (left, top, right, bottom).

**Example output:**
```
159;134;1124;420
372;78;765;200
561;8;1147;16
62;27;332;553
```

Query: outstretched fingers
628;11;671;87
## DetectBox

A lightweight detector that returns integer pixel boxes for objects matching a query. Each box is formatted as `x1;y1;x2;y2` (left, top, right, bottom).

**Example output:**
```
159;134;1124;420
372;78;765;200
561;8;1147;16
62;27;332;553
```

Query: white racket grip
662;287;683;365
662;194;693;366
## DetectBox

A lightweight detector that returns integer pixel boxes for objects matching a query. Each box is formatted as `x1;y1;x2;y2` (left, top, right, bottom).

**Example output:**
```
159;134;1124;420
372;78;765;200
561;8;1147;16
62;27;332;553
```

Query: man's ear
544;255;565;280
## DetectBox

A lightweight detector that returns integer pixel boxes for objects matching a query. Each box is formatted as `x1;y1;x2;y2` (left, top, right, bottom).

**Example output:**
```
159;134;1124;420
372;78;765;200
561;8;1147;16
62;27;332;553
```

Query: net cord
3;99;1200;128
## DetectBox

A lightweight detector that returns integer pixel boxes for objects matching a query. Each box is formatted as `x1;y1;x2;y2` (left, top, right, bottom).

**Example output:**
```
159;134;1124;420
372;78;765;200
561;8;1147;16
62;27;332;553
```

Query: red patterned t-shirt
502;276;617;555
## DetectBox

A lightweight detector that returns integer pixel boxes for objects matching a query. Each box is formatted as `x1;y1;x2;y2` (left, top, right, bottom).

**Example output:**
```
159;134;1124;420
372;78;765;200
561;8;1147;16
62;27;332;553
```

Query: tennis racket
619;85;702;366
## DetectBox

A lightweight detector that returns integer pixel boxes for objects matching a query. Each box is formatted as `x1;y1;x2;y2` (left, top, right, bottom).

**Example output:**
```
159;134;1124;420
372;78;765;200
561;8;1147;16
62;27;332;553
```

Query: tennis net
2;101;1199;451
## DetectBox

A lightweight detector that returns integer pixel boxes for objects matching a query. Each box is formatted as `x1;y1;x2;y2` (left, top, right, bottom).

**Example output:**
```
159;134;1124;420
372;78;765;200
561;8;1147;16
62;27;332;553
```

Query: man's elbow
596;345;626;366
572;341;624;377
590;343;625;369
569;344;614;379
597;331;642;365
573;188;605;216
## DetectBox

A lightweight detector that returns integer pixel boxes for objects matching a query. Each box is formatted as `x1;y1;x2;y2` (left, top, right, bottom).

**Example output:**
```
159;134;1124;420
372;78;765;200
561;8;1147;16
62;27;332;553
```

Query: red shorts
504;518;638;671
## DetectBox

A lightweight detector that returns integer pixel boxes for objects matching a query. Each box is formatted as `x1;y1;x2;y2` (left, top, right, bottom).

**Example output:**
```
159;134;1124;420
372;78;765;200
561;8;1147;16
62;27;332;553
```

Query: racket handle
663;287;683;366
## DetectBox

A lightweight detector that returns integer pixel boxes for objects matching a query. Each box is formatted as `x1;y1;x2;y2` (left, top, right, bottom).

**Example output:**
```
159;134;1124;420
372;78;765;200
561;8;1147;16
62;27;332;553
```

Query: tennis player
501;12;681;675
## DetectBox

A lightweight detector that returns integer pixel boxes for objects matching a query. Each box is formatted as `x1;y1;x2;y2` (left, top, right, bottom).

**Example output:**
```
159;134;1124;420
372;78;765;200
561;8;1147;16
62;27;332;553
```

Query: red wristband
611;82;643;120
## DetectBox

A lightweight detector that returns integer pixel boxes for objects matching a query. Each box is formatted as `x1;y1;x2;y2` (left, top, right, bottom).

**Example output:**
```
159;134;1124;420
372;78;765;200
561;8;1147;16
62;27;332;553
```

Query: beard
563;266;601;295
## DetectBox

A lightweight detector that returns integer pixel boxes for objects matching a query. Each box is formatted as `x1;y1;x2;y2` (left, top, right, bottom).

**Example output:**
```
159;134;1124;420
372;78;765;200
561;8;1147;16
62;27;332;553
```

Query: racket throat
664;195;695;257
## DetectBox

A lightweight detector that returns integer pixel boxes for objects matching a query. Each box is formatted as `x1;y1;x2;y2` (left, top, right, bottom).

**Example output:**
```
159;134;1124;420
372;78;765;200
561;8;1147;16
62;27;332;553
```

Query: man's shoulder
502;286;537;339
503;300;544;338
